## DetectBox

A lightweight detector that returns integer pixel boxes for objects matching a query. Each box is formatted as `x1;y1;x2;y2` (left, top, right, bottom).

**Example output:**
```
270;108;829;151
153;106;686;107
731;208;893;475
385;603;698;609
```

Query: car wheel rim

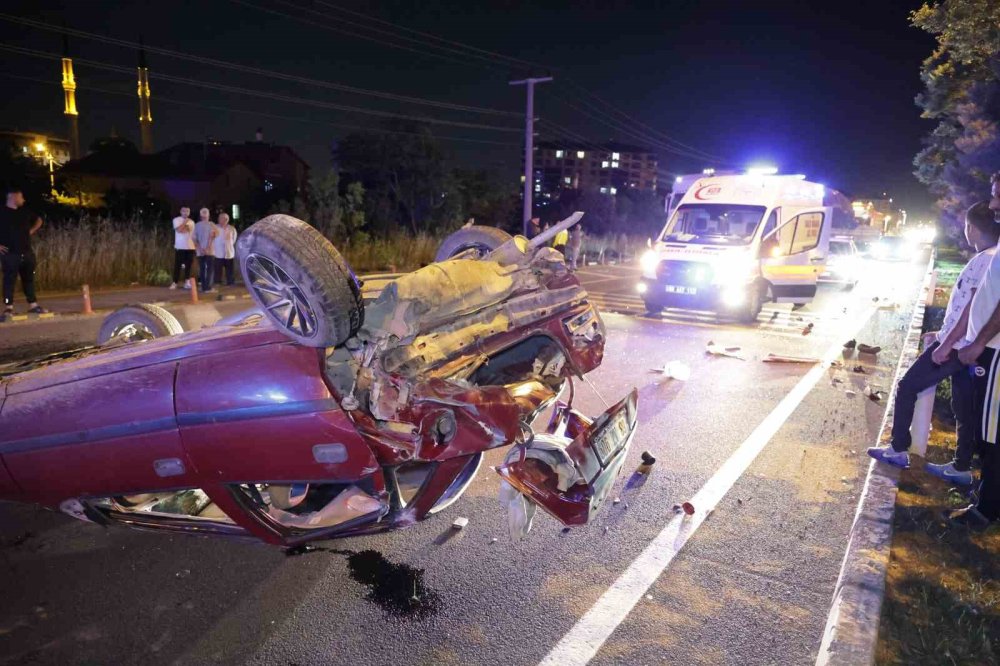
112;322;157;342
246;253;318;338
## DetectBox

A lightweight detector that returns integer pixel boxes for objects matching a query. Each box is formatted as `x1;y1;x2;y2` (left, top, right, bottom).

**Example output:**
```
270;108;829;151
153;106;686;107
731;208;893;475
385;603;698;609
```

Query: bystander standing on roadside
194;207;218;293
170;206;195;290
0;184;47;321
527;217;541;239
552;225;569;256
948;171;1000;529
566;224;583;270
867;200;999;484
212;212;238;286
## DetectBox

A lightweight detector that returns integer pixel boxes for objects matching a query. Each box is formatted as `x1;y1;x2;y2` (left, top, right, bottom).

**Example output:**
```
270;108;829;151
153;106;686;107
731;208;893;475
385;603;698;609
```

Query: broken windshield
660;204;767;245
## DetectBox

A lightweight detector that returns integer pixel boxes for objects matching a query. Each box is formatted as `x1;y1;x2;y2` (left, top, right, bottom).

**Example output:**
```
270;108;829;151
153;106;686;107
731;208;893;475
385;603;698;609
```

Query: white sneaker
168;283;177;290
183;281;192;290
867;445;910;469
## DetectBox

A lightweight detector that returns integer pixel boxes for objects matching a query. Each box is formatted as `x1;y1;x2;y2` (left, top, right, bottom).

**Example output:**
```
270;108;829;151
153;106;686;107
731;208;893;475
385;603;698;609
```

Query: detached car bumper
495;388;638;527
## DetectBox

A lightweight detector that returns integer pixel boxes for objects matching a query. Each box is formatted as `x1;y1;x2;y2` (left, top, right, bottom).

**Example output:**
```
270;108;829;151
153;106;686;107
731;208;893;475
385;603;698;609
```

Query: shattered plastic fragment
857;343;882;355
843;339;857;350
654;360;691;381
682;501;695;515
452;517;469;530
498;479;536;540
763;353;821;364
802;322;814;336
706;340;745;360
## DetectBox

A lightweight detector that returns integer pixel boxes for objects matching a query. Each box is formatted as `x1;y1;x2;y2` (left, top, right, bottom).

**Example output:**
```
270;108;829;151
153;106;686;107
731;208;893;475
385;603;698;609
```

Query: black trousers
216;257;236;285
971;347;1000;520
890;341;976;469
173;249;195;284
2;251;38;307
198;255;214;291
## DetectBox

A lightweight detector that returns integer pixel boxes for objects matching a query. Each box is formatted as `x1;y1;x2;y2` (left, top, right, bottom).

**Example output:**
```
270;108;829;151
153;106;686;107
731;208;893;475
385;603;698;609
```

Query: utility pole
509;76;552;237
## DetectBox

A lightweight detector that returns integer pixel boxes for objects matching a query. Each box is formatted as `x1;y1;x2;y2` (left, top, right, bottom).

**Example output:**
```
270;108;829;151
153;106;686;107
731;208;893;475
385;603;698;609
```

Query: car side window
775;217;797;255
789;212;824;254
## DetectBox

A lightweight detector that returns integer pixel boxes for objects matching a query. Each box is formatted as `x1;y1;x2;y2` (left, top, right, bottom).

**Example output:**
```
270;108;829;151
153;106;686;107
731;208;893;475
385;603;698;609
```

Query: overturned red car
0;214;637;548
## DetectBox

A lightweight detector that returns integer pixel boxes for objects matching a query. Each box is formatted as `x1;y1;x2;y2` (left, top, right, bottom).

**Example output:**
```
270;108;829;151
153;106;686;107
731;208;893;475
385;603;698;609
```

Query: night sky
0;0;937;217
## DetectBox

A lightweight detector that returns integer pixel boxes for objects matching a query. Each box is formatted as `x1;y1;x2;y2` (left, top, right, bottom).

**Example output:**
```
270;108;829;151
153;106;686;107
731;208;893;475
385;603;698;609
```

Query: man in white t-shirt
212;212;238;286
194;207;218;293
949;172;1000;529
868;200;999;486
169;206;195;290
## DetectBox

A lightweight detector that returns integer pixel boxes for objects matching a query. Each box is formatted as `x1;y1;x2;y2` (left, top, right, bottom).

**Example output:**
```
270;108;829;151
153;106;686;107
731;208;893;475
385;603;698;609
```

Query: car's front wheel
237;214;364;348
434;225;513;262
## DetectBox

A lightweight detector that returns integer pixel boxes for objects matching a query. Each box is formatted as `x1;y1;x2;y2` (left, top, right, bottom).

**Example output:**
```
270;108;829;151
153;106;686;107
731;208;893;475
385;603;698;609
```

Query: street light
33;142;54;191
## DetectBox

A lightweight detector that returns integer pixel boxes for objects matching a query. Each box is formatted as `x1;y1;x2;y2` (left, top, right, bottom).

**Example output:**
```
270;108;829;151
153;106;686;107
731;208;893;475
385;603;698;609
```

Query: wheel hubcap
246;254;318;338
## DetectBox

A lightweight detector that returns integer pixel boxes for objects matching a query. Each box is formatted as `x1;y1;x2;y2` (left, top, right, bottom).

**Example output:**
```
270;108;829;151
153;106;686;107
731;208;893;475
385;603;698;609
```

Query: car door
761;207;829;303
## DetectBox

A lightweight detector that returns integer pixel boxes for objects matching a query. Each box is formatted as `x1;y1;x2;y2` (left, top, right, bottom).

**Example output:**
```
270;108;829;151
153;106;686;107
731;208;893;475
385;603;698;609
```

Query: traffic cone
81;284;93;315
189;278;199;303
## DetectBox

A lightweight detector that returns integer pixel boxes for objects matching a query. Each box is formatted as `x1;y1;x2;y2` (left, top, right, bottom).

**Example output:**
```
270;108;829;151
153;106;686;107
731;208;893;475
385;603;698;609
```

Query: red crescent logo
694;185;722;200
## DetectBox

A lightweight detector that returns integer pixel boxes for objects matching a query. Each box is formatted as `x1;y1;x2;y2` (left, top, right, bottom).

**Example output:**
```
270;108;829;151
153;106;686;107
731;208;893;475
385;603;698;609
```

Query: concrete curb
815;252;936;665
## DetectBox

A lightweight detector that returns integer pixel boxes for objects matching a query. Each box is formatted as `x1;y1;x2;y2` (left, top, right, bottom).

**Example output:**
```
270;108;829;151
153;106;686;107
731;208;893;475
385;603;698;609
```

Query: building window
601;161;609;168
612;152;620;160
534;184;541;192
232;204;240;220
611;161;619;168
610;187;617;195
600;187;608;194
564;176;571;185
555;150;564;158
576;151;585;159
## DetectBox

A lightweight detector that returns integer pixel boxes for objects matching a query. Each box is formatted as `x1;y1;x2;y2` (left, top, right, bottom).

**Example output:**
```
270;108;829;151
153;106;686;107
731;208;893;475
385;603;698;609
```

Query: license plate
591;410;631;465
664;285;696;295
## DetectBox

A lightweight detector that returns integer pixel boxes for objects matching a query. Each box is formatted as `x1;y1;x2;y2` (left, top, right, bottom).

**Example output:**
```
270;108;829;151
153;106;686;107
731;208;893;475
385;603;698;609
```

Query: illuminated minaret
61;35;80;159
137;39;153;154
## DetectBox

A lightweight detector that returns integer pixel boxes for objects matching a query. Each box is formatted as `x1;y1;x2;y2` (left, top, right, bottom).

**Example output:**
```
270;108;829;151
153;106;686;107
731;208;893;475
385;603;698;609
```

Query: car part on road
843;338;857;350
762;353;822;364
434;225;513;261
654;360;690;381
97;304;183;344
856;343;881;355
802;322;814;335
705;340;745;360
238;214;364;348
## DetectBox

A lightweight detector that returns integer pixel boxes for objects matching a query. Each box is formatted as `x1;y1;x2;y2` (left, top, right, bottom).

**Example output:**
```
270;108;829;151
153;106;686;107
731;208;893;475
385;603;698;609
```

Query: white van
638;174;835;322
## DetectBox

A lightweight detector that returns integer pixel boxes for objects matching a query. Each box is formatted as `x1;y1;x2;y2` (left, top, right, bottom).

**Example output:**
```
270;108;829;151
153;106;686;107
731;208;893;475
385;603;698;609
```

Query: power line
311;0;550;72
0;71;515;146
0;43;522;133
0;12;519;118
226;0;508;72
246;1;731;163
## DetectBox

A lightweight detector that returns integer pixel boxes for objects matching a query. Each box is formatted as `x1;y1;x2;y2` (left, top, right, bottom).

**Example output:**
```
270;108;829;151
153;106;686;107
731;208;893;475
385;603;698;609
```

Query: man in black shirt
0;185;46;320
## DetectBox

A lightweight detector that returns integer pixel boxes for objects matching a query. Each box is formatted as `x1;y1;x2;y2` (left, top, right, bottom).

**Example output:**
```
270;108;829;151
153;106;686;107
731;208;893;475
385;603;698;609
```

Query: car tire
736;282;764;324
237;214;364;348
643;298;663;315
98;304;183;344
434;225;513;262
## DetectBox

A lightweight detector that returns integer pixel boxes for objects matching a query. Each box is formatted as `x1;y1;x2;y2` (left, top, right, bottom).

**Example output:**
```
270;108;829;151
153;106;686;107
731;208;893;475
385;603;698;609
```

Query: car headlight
640;250;659;275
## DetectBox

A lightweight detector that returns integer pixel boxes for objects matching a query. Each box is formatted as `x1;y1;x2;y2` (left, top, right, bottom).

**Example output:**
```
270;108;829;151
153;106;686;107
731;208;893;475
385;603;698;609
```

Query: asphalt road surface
0;256;929;665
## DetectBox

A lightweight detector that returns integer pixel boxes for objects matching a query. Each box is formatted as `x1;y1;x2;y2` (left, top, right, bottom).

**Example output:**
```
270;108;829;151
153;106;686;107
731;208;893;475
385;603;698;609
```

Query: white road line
538;304;879;666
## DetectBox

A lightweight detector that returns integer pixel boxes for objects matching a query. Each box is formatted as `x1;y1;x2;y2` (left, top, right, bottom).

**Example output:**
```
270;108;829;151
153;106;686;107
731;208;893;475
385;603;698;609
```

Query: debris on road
637;451;657;475
706;340;745;360
613;497;621;505
681;501;696;515
802;322;814;335
857;343;882;355
843;339;857;350
452;517;469;530
845;389;858;398
852;365;866;374
763;353;821;364
863;385;886;402
654;360;691;381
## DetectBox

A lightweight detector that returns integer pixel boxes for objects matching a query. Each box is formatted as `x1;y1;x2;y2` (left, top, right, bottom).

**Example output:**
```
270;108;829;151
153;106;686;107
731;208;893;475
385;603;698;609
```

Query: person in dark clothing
0;185;46;320
527;217;541;239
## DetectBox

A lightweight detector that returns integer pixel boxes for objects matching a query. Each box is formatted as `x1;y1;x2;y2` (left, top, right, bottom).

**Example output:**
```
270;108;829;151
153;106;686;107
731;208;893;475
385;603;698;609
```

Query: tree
912;0;1000;227
336;122;462;234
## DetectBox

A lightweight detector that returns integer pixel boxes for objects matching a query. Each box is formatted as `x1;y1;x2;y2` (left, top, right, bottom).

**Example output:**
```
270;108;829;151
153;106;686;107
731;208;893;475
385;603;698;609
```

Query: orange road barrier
81;284;93;315
189;278;199;303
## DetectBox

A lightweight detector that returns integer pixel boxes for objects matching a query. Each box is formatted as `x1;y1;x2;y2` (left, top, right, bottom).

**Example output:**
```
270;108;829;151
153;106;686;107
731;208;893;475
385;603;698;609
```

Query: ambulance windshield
660;204;767;245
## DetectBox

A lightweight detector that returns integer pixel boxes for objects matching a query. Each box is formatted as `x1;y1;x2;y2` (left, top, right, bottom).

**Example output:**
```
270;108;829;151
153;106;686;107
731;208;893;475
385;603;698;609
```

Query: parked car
870;235;920;262
0;214;637;548
818;237;861;288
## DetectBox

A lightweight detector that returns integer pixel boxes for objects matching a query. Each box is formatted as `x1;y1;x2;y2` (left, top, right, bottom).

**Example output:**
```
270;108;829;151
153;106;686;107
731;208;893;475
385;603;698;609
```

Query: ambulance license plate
664;285;696;295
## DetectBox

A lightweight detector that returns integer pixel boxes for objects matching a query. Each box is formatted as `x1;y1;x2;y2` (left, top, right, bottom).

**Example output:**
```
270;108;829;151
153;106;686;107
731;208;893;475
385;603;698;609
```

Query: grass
30;217;645;291
876;422;1000;665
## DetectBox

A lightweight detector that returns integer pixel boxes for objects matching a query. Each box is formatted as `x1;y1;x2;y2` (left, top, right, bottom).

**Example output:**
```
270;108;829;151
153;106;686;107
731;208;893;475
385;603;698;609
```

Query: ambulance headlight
722;287;746;306
640;250;659;274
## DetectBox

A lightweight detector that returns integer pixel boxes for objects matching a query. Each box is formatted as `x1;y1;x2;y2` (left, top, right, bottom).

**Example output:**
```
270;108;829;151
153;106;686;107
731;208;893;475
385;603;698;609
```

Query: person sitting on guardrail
867;200;1000;486
949;172;1000;529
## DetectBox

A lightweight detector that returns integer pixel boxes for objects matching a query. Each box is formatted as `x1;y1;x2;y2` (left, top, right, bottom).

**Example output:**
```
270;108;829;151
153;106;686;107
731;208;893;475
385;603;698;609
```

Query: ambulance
638;173;836;322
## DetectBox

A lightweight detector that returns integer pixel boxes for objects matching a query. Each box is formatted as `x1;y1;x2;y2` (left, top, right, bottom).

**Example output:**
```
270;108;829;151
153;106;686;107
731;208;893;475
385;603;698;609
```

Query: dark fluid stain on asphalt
346;550;441;619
